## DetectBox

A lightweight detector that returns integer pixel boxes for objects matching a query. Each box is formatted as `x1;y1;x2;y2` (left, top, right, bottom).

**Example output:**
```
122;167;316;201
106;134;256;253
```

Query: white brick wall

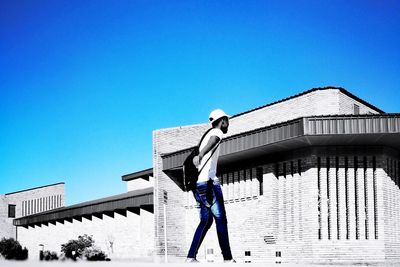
0;183;65;240
153;88;391;264
127;176;154;192
17;208;154;260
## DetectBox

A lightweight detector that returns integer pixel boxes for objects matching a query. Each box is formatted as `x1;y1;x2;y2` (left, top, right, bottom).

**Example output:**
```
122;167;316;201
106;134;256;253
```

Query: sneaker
185;257;199;263
224;259;236;263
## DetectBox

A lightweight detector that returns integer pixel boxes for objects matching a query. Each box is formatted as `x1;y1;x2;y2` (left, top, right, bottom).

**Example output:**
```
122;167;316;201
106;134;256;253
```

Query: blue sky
1;0;399;205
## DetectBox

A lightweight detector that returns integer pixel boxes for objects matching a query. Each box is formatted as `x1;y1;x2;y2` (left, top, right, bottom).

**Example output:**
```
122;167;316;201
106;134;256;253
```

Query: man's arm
193;136;220;167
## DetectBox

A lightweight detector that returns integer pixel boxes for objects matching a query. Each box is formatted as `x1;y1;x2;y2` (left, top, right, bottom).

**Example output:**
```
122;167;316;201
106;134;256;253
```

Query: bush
60;234;109;261
61;234;94;261
42;250;58;261
0;238;28;260
84;247;109;261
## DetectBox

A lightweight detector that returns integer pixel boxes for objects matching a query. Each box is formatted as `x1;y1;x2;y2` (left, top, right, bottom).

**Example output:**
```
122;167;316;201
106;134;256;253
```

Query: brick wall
153;88;391;263
381;148;400;261
17;207;154;260
0;183;65;240
338;92;380;115
127;176;154;192
228;88;380;137
153;124;209;262
156;142;398;263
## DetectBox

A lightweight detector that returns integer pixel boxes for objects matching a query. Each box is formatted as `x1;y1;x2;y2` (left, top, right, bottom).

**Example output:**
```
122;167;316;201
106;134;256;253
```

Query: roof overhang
13;188;153;227
122;168;153;181
162;114;400;190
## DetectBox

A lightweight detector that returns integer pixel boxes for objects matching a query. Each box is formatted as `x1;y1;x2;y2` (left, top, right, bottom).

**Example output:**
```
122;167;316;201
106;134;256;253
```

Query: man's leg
211;182;233;261
187;188;214;259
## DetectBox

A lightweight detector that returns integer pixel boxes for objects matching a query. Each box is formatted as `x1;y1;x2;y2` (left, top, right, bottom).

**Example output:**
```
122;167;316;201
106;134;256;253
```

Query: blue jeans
187;180;233;260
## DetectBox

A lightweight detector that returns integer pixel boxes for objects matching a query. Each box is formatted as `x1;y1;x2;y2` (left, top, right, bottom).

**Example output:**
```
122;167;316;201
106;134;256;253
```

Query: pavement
0;261;398;267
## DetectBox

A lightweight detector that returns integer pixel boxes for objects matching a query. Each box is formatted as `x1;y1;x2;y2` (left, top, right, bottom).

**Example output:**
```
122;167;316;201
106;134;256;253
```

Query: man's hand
193;155;201;168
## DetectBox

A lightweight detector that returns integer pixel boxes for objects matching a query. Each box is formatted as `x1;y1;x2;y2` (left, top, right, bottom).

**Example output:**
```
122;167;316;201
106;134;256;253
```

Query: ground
0;261;399;267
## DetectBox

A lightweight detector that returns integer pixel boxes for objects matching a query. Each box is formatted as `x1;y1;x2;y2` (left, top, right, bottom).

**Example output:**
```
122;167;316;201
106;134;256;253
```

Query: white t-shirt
197;128;223;183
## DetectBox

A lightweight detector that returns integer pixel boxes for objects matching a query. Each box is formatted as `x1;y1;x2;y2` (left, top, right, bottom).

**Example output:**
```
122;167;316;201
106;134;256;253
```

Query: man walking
186;109;235;263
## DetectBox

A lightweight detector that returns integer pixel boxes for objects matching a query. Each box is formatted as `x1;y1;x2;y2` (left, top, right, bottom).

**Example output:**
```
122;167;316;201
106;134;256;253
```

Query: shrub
0;238;28;260
61;234;94;261
42;250;58;261
60;234;109;261
84;247;109;261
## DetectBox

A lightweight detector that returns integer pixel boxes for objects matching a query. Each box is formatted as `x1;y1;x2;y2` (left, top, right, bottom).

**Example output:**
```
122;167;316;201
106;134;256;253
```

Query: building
0;183;64;241
156;87;400;264
11;170;154;260
7;86;400;264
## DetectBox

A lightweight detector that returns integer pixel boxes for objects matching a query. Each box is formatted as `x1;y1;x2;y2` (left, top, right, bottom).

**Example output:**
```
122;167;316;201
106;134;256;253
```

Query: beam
93;213;103;219
115;209;127;217
104;211;114;218
82;214;92;221
140;204;154;213
127;207;140;215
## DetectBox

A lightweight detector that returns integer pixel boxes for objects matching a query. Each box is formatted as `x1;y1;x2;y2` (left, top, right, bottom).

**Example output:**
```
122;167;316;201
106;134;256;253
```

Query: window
245;251;251;263
257;168;263;196
353;104;360;115
8;204;16;218
317;157;322;240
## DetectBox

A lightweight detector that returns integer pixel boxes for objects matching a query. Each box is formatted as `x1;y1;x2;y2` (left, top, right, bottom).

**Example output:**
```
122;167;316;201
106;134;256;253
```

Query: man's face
220;117;229;134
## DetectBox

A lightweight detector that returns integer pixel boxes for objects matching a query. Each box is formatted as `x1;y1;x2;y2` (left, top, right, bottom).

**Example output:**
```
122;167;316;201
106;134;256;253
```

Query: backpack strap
197;139;221;175
197;128;213;147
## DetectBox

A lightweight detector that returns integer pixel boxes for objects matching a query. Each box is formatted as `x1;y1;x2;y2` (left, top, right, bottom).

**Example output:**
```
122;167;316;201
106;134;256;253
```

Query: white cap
209;109;229;123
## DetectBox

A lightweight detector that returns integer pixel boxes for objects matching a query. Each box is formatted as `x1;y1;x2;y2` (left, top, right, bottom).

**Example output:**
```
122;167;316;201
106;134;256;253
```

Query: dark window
317;157;321;240
354;104;360;115
276;251;281;257
345;156;350;240
373;156;378;239
298;159;302;175
327;157;331;240
257;168;263;195
245;251;251;256
354;156;359;240
8;204;16;218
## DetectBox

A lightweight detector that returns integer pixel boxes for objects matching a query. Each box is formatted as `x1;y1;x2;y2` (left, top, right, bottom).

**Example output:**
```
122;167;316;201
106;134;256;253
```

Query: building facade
12;171;154;260
0;183;65;241
8;86;400;264
157;87;400;264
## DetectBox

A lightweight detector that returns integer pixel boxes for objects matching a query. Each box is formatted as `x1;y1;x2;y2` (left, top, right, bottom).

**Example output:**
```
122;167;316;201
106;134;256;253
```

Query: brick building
11;170;154;260
0;183;65;241
7;86;400;264
157;87;400;264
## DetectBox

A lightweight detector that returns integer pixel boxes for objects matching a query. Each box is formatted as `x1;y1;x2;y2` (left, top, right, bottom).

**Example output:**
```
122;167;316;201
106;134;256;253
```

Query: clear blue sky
1;0;399;205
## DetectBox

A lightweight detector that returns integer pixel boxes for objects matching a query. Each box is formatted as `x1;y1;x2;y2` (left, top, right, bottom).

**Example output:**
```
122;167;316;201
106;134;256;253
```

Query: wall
228;88;380;137
153;88;386;263
153;124;208;262
169;146;393;264
17;207;154;260
338;92;380;115
0;183;65;240
127;176;154;192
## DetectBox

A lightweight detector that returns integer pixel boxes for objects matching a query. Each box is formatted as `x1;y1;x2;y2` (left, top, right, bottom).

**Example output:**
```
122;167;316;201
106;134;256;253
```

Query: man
186;109;235;263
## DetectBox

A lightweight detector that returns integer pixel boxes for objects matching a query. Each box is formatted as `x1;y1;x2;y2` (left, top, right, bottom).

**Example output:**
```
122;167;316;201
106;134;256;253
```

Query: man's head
209;109;230;134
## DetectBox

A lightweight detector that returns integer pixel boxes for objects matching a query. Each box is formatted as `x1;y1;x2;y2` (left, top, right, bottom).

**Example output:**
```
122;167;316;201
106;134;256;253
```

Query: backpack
183;128;221;192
